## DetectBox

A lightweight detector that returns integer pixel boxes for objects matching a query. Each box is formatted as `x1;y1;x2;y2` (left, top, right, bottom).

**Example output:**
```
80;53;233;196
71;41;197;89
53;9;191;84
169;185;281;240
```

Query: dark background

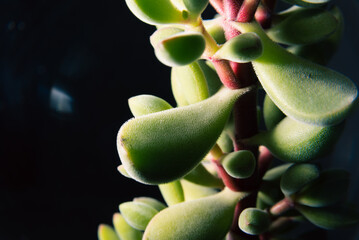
0;0;359;240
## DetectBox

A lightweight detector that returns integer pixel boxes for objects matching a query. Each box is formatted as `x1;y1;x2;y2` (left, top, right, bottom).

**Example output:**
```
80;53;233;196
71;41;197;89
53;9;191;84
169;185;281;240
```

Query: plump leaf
263;94;285;130
263;164;292;181
113;213;143;240
171;62;210;105
216;131;234;153
245;117;343;162
153;31;206;67
267;8;338;45
184;163;224;188
203;18;226;44
296;205;359;229
280;163;320;196
133;197;166;211
129;95;173;117
231;21;358;126
125;0;186;25
98;224;120;240
117;87;252;184
280;0;330;8
119;202;158;230
239;208;271;235
159;181;185;206
222;150;256;179
181;179;218;201
150;27;184;47
143;188;248;240
183;0;209;15
295;169;350;207
213;33;263;63
197;60;222;96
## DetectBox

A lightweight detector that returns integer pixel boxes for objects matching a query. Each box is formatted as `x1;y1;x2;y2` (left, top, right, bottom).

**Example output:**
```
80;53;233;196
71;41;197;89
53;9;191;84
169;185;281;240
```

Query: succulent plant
99;0;359;239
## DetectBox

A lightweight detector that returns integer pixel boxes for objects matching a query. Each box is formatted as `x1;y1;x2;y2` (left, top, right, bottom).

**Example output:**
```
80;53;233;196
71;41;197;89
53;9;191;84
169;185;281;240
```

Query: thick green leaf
125;0;186;25
159;181;185;206
245;117;343;162
171;62;209;105
119;202;158;230
297;205;359;229
181;179;217;201
203;18;226;45
263;164;292;181
267;8;338;45
222;150;256;179
153;31;206;67
263;94;285;130
144;188;249;240
98;224;120;240
232;21;358;126
280;0;330;8
239;208;271;235
113;213;143;240
133;197;166;211
184;163;224;188
150;27;184;47
129;95;173;117
213;33;263;63
183;0;209;15
197;60;222;96
280;163;319;196
295;169;350;207
117;87;252;184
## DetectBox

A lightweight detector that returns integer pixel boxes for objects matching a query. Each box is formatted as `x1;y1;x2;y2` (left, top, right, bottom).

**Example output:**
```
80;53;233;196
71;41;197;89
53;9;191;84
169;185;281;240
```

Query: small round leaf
239;208;271;235
222;150;256;179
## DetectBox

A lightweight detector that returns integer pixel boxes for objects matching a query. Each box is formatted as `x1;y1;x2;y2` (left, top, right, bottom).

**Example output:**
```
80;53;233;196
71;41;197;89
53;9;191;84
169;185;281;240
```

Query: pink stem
212;59;241;89
237;0;261;22
209;0;225;15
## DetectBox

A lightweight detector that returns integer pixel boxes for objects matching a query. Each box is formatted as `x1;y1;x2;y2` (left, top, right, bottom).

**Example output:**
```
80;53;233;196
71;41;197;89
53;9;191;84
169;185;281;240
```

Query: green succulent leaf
119;202;158;230
125;0;186;25
222;150;256;179
245;117;343;163
117;86;252;184
98;224;120;240
203;18;226;44
153;31;206;67
280;163;320;196
184;163;224;188
143;188;249;240
258;180;284;205
197;60;223;96
133;197;167;211
181;179;218;201
129;95;173;117
216;131;234;153
296;205;359;229
113;213;143;240
238;208;271;235
295;169;350;207
231;21;358;126
213;33;263;63
280;0;330;8
267;8;338;45
171;61;210;105
159;181;185;206
183;0;209;16
262;163;292;181
263;94;285;130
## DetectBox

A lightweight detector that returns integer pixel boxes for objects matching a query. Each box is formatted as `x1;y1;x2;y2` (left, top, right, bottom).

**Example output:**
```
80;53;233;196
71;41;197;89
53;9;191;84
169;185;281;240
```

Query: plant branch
269;198;295;217
237;0;261;22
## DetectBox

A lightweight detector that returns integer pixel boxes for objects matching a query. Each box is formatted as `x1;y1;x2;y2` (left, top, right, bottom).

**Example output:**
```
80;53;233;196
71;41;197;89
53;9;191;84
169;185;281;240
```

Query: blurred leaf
113;213;143;240
119;201;158;230
98;224;120;240
129;95;173;117
133;197;166;211
159;180;185;206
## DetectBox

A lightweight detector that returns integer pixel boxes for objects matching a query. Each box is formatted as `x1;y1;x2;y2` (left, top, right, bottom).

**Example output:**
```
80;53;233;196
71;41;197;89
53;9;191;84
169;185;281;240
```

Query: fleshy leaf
133;197;166;211
98;224;120;240
119;202;158;230
183;0;209;16
143;188;249;240
267;8;338;45
181;179;217;201
245;117;343;162
197;60;222;96
125;0;186;25
117;87;252;184
263;94;285;130
280;0;330;8
203;18;226;44
280;163;320;196
159;181;185;206
213;33;263;63
153;31;206;67
222;150;256;179
262;163;292;181
295;169;350;207
297;205;359;230
129;95;173;117
231;21;358;126
113;213;143;240
239;208;271;235
184;163;224;188
171;61;210;105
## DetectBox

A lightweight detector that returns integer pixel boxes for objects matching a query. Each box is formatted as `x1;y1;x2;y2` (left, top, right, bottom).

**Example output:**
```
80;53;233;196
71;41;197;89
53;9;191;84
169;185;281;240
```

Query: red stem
270;198;295;216
237;0;261;22
209;0;225;15
212;59;241;89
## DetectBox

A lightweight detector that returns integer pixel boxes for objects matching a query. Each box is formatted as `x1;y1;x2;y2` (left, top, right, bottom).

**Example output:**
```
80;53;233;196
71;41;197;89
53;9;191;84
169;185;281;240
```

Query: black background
1;0;359;239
